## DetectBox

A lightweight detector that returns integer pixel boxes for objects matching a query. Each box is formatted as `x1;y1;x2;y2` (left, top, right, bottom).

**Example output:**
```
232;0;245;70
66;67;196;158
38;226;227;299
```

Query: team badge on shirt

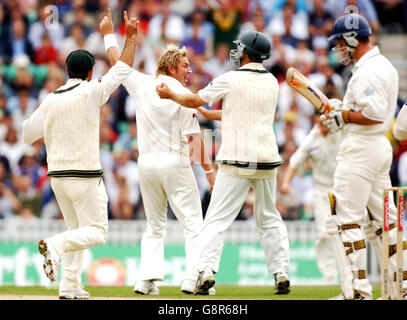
364;87;374;96
98;78;102;83
192;113;197;119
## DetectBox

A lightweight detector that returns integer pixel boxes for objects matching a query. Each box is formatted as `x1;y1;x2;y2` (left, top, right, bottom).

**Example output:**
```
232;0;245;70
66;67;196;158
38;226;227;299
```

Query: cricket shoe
193;268;215;295
274;272;291;295
134;280;159;295
59;284;90;300
181;279;216;295
38;239;60;282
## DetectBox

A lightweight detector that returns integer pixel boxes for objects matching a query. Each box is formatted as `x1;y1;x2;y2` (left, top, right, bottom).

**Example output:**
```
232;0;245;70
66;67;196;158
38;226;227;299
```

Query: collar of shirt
57;78;84;90
352;46;380;73
239;62;266;71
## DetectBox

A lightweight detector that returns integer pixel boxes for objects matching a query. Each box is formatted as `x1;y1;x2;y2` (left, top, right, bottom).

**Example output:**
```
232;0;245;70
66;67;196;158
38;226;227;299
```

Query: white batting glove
325;215;340;235
328;98;343;111
320;110;346;133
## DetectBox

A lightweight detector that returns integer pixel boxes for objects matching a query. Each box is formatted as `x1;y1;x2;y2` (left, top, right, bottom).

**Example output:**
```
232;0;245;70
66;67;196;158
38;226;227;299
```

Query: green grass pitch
0;285;382;300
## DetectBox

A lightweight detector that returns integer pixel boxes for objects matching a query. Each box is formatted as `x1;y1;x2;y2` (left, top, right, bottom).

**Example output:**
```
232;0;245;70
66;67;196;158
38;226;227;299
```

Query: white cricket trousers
137;164;203;283
196;168;290;275
334;134;407;298
47;177;108;292
313;186;338;284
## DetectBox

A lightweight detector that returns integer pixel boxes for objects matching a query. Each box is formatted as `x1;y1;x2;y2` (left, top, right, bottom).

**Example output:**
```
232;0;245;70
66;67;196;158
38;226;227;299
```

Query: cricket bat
286;67;332;114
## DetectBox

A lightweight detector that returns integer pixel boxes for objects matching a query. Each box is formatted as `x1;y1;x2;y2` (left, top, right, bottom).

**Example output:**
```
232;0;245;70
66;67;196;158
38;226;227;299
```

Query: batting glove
320;110;346;133
328;98;343;111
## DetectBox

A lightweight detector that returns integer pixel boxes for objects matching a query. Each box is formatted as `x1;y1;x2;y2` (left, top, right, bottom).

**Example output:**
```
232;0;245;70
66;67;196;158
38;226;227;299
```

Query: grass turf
0;285;382;300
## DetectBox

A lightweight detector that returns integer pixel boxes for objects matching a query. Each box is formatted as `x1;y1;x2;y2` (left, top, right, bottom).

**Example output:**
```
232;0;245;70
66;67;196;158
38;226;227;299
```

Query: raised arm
116;10;138;67
100;8;121;66
156;83;206;108
91;9;139;106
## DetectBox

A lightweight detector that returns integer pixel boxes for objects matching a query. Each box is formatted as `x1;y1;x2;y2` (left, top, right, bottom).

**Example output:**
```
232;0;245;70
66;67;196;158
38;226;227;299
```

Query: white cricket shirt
22;60;133;176
343;46;399;136
122;71;200;167
198;62;282;179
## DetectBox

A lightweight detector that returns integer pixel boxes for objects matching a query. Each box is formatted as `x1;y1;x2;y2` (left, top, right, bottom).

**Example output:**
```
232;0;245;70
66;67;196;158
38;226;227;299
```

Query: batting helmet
328;13;372;43
229;31;271;67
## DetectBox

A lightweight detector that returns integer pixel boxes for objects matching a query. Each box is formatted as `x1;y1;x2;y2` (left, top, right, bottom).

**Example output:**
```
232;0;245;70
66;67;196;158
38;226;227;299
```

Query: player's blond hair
156;44;188;76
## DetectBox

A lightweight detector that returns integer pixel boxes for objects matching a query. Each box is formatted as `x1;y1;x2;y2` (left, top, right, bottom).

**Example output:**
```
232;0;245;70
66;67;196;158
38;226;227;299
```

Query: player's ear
86;68;94;81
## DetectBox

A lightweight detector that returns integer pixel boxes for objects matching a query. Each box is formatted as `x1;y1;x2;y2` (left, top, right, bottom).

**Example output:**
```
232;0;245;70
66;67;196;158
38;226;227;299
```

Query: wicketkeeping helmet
229;31;271;67
328;13;372;65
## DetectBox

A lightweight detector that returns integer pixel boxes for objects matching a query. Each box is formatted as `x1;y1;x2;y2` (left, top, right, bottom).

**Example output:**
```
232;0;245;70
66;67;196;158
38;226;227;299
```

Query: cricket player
320;13;407;299
21;12;139;299
280;114;340;285
393;100;407;141
157;31;291;295
100;9;216;295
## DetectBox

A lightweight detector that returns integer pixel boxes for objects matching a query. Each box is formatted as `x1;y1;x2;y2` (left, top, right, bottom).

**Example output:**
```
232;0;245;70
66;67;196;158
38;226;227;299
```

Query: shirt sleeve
22;102;45;144
198;72;229;107
180;107;200;136
394;102;407;141
352;72;388;122
88;60;133;108
289;127;315;169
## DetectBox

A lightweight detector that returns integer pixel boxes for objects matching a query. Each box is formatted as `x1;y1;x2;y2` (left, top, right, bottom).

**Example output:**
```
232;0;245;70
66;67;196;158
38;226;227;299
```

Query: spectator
118;121;138;151
34;33;58;65
59;23;87;63
6;88;37;134
308;57;344;97
0;3;10;61
0;182;21;219
112;147;141;211
181;10;208;56
12;173;41;217
147;0;185;44
0;127;28;171
207;0;243;48
5;18;34;62
373;0;407;33
308;0;334;49
267;33;296;79
238;6;270;39
203;43;233;78
28;4;65;51
267;2;309;44
0;157;12;188
64;6;93;38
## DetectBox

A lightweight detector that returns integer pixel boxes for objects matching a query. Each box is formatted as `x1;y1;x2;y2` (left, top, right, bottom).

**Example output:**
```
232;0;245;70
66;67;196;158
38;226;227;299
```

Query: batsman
320;13;407;299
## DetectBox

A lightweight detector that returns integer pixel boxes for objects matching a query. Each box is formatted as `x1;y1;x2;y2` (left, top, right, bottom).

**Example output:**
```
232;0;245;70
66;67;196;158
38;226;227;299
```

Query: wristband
104;34;119;52
342;110;350;123
205;168;214;174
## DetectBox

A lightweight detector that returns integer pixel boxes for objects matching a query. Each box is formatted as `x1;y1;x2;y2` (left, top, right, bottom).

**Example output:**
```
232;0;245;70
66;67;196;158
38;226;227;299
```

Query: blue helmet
328;13;372;42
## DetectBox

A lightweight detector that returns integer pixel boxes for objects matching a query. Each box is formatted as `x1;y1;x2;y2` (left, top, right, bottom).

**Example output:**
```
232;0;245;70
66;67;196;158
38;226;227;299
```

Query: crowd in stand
0;0;406;222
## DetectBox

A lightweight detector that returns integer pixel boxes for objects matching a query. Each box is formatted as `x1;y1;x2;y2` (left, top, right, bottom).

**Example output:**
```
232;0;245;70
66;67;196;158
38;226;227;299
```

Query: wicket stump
382;187;406;300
